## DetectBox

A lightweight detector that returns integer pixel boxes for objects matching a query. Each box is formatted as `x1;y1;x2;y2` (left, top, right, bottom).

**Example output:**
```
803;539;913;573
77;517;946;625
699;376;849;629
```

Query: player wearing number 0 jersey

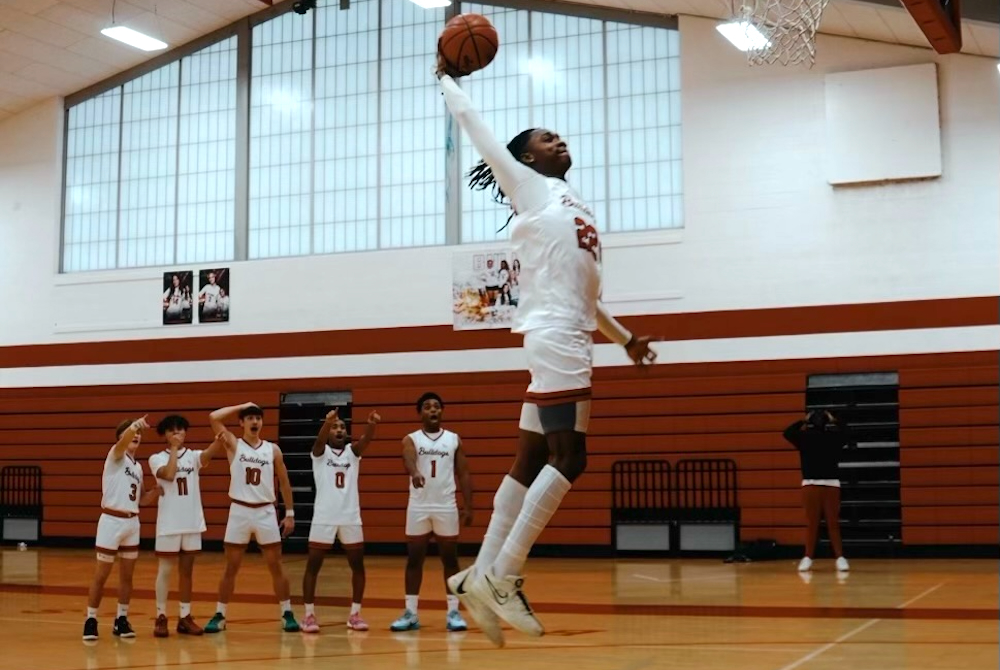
437;59;660;646
389;393;473;633
83;416;163;642
300;408;381;633
147;415;225;638
203;402;300;634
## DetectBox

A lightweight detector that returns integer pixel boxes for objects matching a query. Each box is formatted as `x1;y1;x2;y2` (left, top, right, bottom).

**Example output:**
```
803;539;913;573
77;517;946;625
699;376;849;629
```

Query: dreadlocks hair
466;128;537;231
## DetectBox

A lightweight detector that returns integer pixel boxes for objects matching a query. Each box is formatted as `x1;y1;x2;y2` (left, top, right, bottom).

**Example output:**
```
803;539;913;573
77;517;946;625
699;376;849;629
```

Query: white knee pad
120;549;139;560
96;552;116;564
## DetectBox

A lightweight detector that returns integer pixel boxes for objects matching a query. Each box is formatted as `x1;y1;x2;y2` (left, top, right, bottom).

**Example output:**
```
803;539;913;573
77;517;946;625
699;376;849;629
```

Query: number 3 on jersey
575;217;600;261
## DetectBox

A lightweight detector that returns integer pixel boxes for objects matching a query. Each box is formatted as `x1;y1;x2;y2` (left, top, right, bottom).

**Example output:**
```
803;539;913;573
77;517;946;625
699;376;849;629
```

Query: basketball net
729;0;831;67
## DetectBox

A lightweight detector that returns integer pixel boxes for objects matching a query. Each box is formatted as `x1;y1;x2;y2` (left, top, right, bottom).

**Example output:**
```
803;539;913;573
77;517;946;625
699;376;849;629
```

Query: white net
729;0;831;67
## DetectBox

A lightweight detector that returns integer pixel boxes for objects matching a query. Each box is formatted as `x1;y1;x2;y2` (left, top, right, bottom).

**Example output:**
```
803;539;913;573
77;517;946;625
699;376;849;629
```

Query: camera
807;410;834;429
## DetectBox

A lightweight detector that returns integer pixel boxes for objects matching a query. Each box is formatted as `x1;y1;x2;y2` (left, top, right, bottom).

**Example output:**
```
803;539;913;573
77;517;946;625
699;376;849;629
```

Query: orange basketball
438;13;498;77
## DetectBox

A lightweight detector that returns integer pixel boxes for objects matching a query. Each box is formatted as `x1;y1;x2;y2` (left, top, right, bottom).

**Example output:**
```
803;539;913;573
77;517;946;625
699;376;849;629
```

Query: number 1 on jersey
431;460;437;478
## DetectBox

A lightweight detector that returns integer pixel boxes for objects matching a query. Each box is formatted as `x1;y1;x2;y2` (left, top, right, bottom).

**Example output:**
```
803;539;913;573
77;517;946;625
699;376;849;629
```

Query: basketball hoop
725;0;831;67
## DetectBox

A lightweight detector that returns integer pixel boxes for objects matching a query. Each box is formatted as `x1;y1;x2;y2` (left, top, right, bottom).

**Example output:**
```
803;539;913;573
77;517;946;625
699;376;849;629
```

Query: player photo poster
198;268;230;323
452;250;519;330
162;271;193;326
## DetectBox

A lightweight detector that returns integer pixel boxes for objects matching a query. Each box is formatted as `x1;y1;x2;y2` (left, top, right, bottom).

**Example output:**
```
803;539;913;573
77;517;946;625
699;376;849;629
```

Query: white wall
0;16;997;348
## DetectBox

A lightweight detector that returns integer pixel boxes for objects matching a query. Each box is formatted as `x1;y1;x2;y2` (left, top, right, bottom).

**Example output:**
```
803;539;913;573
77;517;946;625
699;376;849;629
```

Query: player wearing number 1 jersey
203;402;300;634
301;407;381;633
437;58;659;646
148;415;225;638
389;393;473;633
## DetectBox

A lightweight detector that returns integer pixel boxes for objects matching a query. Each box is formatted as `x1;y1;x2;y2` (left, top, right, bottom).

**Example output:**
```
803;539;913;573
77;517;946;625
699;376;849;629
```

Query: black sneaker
112;616;135;638
82;617;98;641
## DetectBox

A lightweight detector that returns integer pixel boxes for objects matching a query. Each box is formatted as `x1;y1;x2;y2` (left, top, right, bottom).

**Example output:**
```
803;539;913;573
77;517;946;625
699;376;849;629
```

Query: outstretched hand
435;53;462;80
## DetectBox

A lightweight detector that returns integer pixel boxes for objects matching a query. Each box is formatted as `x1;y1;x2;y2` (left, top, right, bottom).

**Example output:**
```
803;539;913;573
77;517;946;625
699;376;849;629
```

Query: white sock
474;476;528;575
350;602;362;615
492;465;571;578
216;602;227;617
304;603;315;616
180;602;191;618
117;603;129;617
86;607;98;619
155;558;171;617
279;599;292;615
446;595;459;613
404;595;418;615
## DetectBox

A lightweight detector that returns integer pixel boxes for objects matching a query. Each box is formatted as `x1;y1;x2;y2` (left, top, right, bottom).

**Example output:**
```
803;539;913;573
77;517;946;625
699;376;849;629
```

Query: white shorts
406;508;460;538
224;503;282;547
308;523;364;548
520;327;593;434
155;533;203;555
95;513;140;559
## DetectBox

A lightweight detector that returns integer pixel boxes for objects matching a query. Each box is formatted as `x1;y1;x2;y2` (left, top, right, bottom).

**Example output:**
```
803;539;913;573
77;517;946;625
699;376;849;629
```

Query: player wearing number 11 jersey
147;415;224;638
203;402;300;634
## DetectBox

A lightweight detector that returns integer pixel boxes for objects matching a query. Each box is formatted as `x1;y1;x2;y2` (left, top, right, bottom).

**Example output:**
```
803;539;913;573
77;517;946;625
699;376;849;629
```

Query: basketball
438;13;498;77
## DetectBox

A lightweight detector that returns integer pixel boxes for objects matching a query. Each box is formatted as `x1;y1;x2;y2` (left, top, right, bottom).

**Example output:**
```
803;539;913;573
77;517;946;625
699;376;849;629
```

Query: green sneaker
204;613;226;633
282;611;300;632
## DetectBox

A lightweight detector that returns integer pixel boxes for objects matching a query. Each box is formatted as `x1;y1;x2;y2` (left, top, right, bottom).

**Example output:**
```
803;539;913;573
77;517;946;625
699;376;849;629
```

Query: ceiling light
101;26;168;52
716;20;770;52
407;0;451;8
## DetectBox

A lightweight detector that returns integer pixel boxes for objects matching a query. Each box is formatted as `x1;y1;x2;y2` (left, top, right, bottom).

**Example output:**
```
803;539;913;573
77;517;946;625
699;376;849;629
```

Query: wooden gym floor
0;547;996;670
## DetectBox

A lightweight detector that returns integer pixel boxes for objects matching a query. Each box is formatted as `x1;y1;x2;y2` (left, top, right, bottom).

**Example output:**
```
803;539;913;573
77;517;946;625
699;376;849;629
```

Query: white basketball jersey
148;448;207;536
311;444;362;526
407;430;459;511
101;448;143;515
229;439;276;505
510;178;602;334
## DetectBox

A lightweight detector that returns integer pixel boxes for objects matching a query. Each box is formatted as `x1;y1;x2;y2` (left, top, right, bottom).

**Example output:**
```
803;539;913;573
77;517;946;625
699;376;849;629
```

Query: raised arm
273;446;295;538
209;403;250;455
351;410;381;457
438;74;549;214
199;432;226;469
112;416;149;461
783;419;808;448
402;435;424;489
454;438;474;527
312;409;339;458
155;439;181;481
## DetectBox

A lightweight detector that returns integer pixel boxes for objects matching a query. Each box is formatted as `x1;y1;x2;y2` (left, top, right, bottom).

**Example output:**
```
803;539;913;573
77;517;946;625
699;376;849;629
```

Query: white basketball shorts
95;513;140;560
223;503;282;547
155;533;203;555
308;523;364;548
520;326;593;434
405;507;460;538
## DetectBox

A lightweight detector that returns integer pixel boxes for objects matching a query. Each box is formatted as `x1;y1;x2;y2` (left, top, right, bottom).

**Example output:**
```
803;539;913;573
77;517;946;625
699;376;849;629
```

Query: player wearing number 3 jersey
300;407;381;633
203;402;300;634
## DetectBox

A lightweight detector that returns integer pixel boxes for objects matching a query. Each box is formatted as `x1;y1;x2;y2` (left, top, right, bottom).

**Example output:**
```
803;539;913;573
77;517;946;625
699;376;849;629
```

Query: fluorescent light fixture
526;58;555;80
101;26;168;52
407;0;451;8
996;62;1000;74
716;21;770;52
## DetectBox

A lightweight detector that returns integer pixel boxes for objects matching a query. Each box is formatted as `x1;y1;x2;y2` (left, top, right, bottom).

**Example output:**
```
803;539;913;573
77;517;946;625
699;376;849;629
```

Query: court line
896;582;946;609
3;582;996;621
774;618;881;670
633;573;737;585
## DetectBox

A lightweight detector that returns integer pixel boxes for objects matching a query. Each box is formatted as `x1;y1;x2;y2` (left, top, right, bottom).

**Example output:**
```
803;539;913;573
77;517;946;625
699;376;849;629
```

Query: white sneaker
470;569;544;637
797;556;813;572
836;556;850;572
448;567;504;647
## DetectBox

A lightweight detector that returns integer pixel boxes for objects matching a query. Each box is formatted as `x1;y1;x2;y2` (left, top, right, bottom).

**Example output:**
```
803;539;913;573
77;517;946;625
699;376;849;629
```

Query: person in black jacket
783;410;851;573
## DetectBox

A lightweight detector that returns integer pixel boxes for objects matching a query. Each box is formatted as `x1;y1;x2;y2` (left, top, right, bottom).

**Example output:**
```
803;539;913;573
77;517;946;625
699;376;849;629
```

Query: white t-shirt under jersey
229;438;276;505
102;448;144;514
148;448;207;536
407;430;459;512
440;75;602;335
311;444;362;526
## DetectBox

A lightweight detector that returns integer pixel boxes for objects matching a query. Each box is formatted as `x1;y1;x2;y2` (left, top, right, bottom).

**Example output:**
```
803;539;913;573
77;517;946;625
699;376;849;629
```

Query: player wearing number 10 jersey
203;402;300;634
147;414;224;638
300;407;381;633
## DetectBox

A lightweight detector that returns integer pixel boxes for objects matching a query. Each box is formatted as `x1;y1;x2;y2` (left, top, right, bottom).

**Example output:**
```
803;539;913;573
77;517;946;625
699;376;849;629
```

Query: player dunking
437;61;659;645
83;416;162;641
301;407;381;633
203;402;300;633
390;393;473;633
148;415;225;637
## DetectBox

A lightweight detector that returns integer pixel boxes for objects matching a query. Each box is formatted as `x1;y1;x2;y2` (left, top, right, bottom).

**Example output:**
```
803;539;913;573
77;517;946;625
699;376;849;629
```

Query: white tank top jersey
407;430;459;511
311;444;362;526
148;448;207;535
101;448;143;515
229;438;276;505
510;178;602;334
